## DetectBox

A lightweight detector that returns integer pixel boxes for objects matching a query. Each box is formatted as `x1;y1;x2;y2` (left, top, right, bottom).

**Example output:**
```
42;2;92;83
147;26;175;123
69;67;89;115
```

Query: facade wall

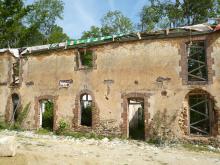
0;52;17;122
1;32;220;140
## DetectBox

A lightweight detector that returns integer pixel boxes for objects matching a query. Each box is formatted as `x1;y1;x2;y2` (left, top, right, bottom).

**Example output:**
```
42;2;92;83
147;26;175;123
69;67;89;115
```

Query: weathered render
1;27;220;142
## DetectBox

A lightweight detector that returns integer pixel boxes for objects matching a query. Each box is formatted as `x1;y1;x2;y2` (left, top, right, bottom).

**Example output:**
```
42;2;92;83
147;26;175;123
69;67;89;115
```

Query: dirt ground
0;130;220;165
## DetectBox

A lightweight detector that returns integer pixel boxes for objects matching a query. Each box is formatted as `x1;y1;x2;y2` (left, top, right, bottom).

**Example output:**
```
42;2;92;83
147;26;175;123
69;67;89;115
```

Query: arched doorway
73;90;99;129
186;89;216;136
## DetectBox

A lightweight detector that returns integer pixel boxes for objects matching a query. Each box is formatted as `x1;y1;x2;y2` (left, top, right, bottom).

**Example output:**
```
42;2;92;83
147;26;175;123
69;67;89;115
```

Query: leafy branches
139;0;220;32
81;10;134;39
0;0;69;48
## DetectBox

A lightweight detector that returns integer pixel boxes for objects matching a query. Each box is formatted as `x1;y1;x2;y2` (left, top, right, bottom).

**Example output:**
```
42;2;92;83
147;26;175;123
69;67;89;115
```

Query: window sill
78;66;93;70
187;81;208;85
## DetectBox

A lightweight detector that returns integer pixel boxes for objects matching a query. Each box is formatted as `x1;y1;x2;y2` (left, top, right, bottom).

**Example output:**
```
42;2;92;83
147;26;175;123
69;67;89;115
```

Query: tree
26;0;64;37
0;0;29;48
139;0;220;31
0;0;69;48
47;25;69;43
81;26;102;39
101;10;134;35
180;0;214;25
139;4;163;31
81;10;134;39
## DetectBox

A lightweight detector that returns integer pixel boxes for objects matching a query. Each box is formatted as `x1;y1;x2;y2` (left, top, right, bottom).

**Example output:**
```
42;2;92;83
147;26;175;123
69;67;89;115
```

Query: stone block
0;136;16;157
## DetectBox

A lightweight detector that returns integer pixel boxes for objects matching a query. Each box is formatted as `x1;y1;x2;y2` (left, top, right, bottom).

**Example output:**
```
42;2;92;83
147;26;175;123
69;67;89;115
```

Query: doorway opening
80;93;92;127
39;99;54;131
128;98;145;140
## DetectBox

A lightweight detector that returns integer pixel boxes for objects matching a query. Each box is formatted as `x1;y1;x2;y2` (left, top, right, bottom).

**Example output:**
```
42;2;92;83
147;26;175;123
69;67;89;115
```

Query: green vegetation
56;119;70;134
56;118;109;140
59;131;106;140
0;0;69;48
1;0;220;47
80;51;93;68
139;0;220;32
145;109;178;147
182;143;220;153
16;103;31;126
36;128;51;135
42;101;54;131
0;120;9;129
11;102;31;130
81;10;134;39
0;103;31;131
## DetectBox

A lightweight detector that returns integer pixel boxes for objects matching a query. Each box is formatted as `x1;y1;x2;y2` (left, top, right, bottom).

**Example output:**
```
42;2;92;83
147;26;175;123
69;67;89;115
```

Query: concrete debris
0;136;16;157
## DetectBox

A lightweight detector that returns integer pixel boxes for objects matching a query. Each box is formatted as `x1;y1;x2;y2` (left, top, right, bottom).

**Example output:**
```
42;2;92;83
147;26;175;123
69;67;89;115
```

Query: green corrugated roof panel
67;34;125;46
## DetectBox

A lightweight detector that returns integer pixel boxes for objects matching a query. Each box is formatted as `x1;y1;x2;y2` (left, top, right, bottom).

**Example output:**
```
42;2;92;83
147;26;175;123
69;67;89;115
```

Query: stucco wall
0;52;16;121
1;32;220;140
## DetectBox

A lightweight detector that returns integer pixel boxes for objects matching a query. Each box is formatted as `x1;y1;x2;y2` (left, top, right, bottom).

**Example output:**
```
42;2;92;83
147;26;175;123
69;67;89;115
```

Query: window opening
78;49;93;68
12;61;20;85
187;41;207;82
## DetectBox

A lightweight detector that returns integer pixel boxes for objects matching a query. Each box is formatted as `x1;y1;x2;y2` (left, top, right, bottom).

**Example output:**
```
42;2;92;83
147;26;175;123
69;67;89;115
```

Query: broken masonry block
0;136;17;157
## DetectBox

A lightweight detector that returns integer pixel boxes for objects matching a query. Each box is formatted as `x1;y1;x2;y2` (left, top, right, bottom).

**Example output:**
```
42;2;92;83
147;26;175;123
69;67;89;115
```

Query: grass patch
59;131;106;140
36;128;52;135
182;143;220;153
0;121;9;130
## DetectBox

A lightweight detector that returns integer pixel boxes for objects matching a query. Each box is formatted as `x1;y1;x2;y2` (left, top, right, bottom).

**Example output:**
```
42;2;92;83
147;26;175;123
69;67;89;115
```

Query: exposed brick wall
120;92;151;139
218;110;220;135
179;35;215;85
34;95;58;131
213;107;219;136
73;89;100;131
178;101;189;135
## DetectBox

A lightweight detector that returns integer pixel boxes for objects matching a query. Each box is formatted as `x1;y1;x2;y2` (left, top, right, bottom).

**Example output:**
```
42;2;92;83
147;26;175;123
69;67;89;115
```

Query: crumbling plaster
1;32;220;140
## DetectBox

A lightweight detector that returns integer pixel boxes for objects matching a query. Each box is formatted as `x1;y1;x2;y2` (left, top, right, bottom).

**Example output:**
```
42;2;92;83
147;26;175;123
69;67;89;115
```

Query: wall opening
11;60;20;86
80;93;92;127
77;49;93;69
11;93;20;122
39;99;54;131
128;98;145;140
187;41;208;82
188;90;214;136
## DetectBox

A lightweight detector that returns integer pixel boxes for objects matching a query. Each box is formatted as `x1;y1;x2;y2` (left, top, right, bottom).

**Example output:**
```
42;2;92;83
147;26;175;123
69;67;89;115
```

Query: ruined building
0;24;220;141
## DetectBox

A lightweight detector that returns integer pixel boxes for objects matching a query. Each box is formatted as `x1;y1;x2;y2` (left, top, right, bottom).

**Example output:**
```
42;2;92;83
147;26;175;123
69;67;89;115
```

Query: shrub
56;119;70;134
16;102;31;125
42;101;53;130
36;128;51;134
0;120;8;129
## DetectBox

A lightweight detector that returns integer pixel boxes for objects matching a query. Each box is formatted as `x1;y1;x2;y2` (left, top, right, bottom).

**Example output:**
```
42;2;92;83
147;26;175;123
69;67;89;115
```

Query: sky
26;0;149;39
